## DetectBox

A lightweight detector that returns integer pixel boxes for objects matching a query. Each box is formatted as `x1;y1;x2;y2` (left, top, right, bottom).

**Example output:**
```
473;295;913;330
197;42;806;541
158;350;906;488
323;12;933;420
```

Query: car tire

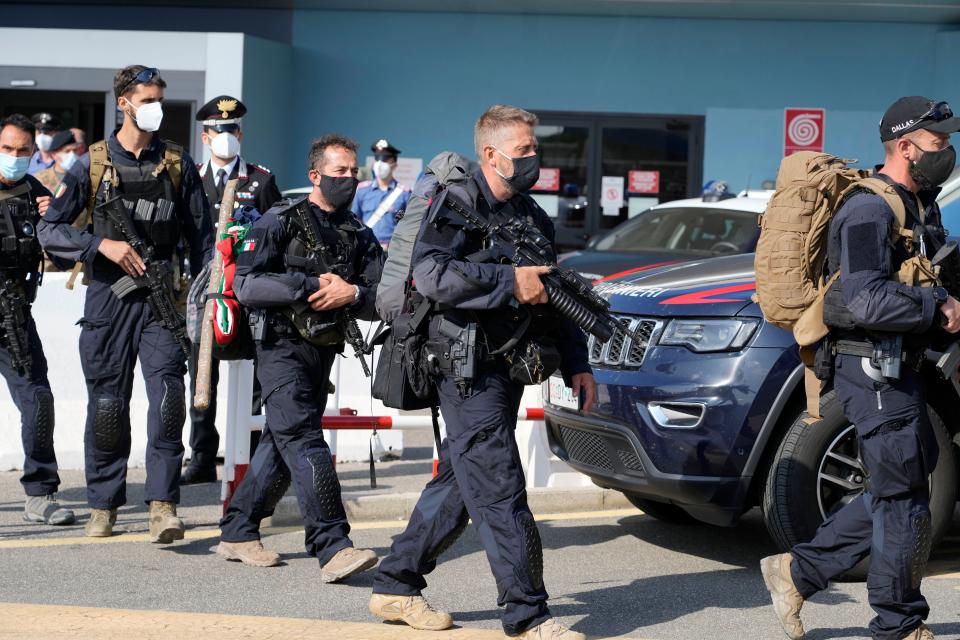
762;390;958;581
624;494;698;524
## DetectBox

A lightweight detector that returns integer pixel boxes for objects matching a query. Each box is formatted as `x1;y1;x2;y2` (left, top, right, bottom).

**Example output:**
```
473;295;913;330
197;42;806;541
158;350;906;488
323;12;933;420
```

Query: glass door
531;111;703;250
530;119;594;249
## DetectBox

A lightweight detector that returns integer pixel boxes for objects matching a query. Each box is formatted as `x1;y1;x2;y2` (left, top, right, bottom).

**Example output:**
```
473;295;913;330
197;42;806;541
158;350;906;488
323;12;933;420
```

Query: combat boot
760;553;805;639
180;453;217;485
148;500;185;544
903;625;934;640
215;540;281;567
24;494;75;526
368;594;453;631
320;546;378;583
84;508;117;537
515;618;586;639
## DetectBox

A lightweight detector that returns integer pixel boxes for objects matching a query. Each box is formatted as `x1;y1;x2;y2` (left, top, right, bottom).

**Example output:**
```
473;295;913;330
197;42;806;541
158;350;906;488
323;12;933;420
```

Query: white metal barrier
220;348;589;511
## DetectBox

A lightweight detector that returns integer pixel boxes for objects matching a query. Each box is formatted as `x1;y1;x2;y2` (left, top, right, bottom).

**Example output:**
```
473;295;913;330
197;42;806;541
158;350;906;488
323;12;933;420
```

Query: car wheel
625;494;698;524
762;390;958;581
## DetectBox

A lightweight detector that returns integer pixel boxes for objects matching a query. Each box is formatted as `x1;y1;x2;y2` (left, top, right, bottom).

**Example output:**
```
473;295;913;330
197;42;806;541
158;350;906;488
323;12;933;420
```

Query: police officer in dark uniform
38;66;213;542
761;97;960;640
180;95;282;485
0;113;74;526
370;105;595;639
216;134;382;582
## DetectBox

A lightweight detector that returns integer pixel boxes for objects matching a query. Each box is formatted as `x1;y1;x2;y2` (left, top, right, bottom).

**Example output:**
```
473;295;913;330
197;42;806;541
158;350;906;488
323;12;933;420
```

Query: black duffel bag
372;301;436;410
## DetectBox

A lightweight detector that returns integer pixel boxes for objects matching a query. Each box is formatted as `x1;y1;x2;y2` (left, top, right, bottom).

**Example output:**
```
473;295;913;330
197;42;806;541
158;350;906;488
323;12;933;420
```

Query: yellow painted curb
0;602;507;640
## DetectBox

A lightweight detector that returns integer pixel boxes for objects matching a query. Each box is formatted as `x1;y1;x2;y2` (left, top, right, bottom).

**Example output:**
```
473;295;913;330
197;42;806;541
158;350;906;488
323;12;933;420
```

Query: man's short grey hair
474;104;538;159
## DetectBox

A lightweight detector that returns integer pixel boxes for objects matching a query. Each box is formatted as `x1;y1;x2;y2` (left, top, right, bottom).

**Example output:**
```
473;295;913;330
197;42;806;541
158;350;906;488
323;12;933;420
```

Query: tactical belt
833;339;924;368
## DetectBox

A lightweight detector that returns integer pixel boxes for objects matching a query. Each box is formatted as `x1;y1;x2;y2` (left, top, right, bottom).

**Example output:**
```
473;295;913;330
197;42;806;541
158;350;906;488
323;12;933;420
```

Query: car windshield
593;206;759;255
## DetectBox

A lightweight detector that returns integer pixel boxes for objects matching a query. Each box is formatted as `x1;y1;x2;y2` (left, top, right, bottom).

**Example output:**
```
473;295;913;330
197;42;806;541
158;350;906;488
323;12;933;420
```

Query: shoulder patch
357;180;373;189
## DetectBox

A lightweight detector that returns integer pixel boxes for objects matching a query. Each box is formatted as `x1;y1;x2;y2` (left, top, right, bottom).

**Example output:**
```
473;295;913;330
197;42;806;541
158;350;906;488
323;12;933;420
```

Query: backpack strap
855;177;919;240
157;140;183;195
84;140;116;219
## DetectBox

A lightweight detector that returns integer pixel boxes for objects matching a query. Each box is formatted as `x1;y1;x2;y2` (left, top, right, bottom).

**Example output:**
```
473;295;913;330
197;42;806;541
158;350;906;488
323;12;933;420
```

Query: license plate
547;375;579;411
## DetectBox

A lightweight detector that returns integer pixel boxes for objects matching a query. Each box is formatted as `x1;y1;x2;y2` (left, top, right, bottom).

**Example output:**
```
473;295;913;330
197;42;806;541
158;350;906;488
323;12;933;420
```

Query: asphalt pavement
1;495;958;639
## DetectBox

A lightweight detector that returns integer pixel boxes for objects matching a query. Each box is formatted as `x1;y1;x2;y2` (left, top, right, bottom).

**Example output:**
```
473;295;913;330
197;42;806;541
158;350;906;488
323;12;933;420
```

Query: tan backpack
754;151;926;419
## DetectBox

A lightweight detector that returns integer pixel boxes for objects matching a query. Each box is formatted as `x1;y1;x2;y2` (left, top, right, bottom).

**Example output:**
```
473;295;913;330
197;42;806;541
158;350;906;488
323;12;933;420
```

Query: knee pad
93;397;123;452
306;450;345;521
262;467;291;514
909;508;933;590
428;511;469;563
517;511;544;591
33;389;54;452
160;380;186;442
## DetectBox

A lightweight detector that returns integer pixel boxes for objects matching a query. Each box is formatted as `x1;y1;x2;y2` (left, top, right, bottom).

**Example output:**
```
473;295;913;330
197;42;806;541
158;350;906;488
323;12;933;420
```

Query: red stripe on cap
593;261;680;284
661;282;756;305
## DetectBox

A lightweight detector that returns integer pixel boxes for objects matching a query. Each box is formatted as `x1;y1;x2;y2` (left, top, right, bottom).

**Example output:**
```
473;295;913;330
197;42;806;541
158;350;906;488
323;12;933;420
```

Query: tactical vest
0;183;43;301
90;143;182;261
277;200;362;346
823;187;940;331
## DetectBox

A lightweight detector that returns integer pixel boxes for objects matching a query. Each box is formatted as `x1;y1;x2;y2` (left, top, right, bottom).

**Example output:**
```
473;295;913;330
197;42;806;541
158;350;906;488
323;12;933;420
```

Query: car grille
587;316;661;368
558;425;645;477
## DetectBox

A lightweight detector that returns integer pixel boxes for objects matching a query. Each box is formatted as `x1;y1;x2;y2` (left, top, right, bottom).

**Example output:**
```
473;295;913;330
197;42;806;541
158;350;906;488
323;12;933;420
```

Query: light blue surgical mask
58;151;78;172
0;153;30;182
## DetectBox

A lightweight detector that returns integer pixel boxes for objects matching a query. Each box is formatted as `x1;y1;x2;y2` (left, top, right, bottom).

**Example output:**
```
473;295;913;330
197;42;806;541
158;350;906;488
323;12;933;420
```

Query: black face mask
319;175;358;210
495;150;540;193
908;142;956;191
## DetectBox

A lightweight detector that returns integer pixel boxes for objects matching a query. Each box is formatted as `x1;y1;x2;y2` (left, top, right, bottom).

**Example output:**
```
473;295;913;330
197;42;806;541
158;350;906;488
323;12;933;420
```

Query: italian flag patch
54;183;66;198
240;239;257;252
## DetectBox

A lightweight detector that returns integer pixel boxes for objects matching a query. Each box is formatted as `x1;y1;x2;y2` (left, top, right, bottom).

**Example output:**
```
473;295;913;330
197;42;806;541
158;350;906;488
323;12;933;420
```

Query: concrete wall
240;36;295;187
288;10;955;191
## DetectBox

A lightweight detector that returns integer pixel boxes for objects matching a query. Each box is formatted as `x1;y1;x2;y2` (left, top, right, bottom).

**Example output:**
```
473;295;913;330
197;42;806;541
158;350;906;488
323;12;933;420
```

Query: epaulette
357;180;373;189
250;163;271;175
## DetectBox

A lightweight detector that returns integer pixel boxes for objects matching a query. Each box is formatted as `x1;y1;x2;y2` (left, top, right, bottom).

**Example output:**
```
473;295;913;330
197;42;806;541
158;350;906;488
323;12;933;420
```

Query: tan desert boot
84;508;117;537
515;618;586;639
760;553;805;639
903;625;934;640
320;547;377;583
148;501;185;544
216;540;281;567
368;594;453;631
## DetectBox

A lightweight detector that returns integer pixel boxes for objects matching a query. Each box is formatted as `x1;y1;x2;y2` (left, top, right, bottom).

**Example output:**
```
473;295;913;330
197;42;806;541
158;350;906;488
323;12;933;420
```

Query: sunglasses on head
121;67;160;97
918;101;953;124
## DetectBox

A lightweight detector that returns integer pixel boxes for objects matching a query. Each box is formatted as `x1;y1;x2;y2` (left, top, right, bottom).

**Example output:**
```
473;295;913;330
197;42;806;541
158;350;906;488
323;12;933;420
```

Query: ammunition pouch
505;339;561;386
281;304;344;346
896;254;939;288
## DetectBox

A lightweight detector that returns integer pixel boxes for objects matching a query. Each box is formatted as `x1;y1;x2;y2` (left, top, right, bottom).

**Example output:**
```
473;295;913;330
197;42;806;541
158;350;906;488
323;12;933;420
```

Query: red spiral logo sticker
784;108;825;156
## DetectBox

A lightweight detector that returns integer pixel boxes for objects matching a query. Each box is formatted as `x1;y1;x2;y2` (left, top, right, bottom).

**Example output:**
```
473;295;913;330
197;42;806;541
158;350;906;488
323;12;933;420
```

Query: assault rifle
0;278;31;378
441;194;621;344
289;202;372;376
97;191;191;358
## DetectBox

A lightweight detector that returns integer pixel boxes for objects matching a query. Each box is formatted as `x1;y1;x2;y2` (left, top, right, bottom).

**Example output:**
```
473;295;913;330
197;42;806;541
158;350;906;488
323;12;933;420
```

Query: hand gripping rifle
0;278;32;378
441;194;622;344
289;202;372;376
98;186;191;358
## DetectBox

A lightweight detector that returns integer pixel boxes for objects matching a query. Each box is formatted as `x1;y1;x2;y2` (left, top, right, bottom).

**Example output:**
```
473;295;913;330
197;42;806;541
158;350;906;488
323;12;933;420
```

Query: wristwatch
932;286;949;307
353;285;361;304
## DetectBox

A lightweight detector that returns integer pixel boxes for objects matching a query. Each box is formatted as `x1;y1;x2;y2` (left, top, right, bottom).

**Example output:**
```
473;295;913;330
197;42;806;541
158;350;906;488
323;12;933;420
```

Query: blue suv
543;253;959;561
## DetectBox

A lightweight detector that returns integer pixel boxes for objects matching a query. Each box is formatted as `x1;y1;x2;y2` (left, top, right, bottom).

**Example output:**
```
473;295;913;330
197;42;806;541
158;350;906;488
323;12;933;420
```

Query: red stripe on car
592;261;680;284
660;282;756;305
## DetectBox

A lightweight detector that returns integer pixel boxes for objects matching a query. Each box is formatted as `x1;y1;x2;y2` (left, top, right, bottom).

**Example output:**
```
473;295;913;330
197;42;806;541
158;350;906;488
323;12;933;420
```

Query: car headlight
658;319;759;352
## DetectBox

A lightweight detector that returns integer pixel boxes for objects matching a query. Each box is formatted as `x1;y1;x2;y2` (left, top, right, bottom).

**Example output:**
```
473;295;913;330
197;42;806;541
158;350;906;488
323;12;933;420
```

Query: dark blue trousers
791;354;938;640
373;370;550;636
3;315;58;497
219;336;352;566
80;282;187;509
